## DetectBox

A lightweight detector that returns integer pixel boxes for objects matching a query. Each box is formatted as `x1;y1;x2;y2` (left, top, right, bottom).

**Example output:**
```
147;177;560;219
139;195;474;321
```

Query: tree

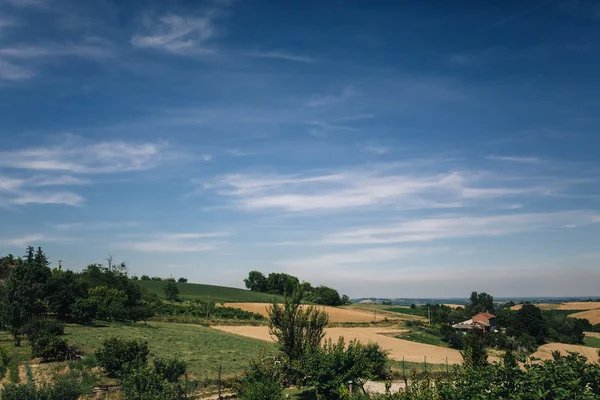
121;367;186;400
312;286;343;306
244;270;268;292
267;287;329;369
266;273;299;295
177;277;188;283
45;270;84;319
341;295;350;305
511;303;548;345
461;330;488;368
0;253;52;345
24;318;68;362
88;286;127;322
469;291;495;315
140;275;150;281
164;282;180;302
96;337;150;377
70;298;98;325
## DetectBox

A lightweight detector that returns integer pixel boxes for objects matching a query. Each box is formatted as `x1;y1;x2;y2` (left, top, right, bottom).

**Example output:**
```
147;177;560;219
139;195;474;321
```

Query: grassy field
65;321;276;379
395;331;445;347
380;306;428;318
136;280;285;303
584;336;600;348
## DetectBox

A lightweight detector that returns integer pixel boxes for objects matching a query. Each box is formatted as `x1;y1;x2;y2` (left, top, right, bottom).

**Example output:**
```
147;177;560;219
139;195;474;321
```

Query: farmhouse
452;312;497;333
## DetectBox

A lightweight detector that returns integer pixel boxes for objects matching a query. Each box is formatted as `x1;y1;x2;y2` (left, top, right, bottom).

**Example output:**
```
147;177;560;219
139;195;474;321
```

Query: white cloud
131;13;216;54
0;59;35;80
28;175;89;186
0;234;51;247
227;148;251;156
201;154;213;162
323;210;600;245
305;120;354;137
55;221;138;230
487;155;542;164
121;232;228;253
305;86;357;107
244;50;317;63
11;191;84;206
278;247;416;270
0;137;170;174
211;163;555;212
360;143;391;155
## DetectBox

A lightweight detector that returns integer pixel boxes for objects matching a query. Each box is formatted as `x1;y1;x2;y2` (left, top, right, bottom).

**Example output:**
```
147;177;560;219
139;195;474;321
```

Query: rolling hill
136;280;285;303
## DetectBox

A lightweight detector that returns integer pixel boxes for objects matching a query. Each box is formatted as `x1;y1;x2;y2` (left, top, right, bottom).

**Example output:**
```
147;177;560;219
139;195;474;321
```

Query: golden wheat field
223;302;394;323
570;309;600;324
211;325;468;364
531;343;600;362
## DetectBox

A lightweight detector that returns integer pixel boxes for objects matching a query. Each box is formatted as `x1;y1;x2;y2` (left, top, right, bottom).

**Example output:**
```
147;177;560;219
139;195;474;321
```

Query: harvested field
443;304;464;309
212;326;467;364
532;343;600;362
585;332;600;339
570;309;600;324
510;302;600;312
223;303;389;323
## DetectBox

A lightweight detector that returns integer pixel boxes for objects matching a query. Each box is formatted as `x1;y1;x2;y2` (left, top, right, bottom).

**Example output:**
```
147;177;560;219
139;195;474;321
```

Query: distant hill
136;280;284;303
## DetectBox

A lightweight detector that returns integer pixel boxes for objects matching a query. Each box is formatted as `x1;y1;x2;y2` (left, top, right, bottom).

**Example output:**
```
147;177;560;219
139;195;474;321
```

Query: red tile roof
473;312;496;324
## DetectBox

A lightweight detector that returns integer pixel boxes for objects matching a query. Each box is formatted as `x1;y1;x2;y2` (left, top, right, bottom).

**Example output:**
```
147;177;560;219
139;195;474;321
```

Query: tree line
243;270;350;306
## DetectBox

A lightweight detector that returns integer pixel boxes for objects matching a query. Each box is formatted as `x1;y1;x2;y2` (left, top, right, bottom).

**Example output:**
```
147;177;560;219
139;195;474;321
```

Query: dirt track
212;326;466;364
531;343;600;362
224;303;391;323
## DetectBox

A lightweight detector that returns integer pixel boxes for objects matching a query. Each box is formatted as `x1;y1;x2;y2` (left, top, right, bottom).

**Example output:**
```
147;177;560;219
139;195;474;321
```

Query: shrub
164;282;180;302
96;337;149;377
24;319;69;362
70;298;98;325
128;306;155;324
236;358;283;400
122;367;186;400
31;334;69;362
177;277;188;283
154;357;186;383
1;376;80;400
362;342;389;379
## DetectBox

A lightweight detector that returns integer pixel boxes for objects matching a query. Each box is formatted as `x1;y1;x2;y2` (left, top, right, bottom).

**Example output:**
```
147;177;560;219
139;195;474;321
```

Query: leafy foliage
164;282;180;302
153;357;186;383
121;366;187;400
267;288;328;367
236;358;283;400
70;298;98;325
96;337;150;377
1;376;80;400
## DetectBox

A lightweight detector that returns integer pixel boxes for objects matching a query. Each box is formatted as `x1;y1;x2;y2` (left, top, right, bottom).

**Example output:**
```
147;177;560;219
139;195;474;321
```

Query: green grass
584;336;600;348
65;321;276;379
137;280;285;303
380;306;428;317
396;331;445;347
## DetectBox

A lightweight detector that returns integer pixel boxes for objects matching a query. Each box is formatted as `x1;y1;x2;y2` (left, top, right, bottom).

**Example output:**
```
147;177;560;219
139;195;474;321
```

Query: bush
24;319;69;362
440;324;464;350
362;342;389;379
1;376;80;400
164;282;180;302
236;358;283;400
31;334;69;362
128;306;154;324
178;277;188;283
70;298;98;325
154;357;186;383
140;275;150;281
122;367;186;400
96;337;150;377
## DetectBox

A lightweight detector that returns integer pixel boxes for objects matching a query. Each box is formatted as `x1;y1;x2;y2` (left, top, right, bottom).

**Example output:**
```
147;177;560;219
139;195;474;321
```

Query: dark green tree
511;303;548;345
164;282;180;302
461;330;488;368
313;285;343;306
45;270;85;319
96;337;150;377
244;270;268;292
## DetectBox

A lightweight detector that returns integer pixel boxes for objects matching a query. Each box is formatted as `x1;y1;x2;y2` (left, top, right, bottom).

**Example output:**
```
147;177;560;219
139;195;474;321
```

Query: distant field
225;303;383;323
571;309;600;324
380;306;428;318
584;336;600;349
532;343;600;362
136;280;284;303
511;302;600;312
65;322;276;379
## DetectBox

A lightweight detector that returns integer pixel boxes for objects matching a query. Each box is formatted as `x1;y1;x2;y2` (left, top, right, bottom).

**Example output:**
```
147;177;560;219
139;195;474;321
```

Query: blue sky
1;0;599;298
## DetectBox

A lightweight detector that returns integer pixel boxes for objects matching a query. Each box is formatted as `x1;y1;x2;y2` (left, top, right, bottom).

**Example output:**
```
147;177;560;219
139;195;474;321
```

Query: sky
0;0;599;298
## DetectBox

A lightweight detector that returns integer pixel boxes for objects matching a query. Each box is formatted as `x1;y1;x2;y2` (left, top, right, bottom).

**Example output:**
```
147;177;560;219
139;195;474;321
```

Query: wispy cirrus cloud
305;86;357;107
0;233;60;247
487;155;542;164
244;50;317;63
120;232;228;253
131;13;218;54
209;162;558;213
0;137;171;174
277;247;417;270
323;210;600;245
